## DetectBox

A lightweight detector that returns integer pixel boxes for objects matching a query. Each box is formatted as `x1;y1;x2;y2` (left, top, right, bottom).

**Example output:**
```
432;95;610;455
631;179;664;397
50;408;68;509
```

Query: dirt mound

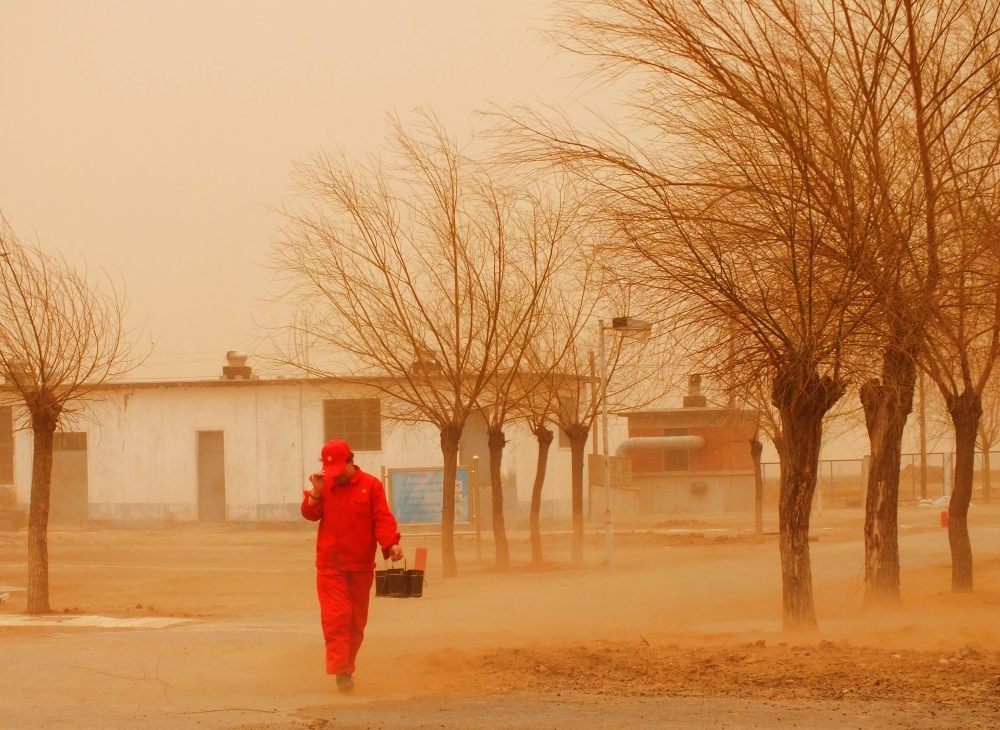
439;639;1000;708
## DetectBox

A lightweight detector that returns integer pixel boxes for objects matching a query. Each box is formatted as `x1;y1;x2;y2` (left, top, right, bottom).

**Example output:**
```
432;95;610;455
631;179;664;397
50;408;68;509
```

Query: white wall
510;424;580;521
11;379;583;524
13;407;32;505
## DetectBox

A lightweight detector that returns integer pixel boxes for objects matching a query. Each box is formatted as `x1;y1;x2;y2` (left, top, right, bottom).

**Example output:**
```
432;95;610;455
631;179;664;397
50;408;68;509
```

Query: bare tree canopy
837;0;1000;606
492;0;1000;621
921;161;1000;591
514;221;606;565
503;0;908;628
473;183;593;568
0;216;140;614
273;114;559;576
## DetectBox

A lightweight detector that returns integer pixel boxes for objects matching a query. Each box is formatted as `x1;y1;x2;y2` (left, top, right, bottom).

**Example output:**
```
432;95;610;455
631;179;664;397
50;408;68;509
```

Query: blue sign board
388;467;471;525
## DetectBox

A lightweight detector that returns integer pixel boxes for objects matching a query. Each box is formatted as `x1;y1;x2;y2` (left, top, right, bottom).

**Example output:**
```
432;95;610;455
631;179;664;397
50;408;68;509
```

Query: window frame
323;398;383;453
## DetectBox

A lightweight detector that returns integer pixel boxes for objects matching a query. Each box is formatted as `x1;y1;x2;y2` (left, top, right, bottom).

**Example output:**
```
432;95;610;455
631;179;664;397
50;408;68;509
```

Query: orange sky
0;1;592;378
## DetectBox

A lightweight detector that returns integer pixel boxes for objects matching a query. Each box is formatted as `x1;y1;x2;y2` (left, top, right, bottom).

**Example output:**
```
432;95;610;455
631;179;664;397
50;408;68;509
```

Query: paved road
285;695;998;730
1;518;997;728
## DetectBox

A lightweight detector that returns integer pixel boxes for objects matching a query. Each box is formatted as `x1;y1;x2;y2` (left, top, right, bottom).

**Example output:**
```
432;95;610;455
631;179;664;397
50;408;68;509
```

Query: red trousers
316;568;374;675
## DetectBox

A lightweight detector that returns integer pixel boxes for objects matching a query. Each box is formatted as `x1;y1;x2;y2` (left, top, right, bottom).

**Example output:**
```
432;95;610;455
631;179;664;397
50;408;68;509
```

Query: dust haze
3;510;999;728
2;2;1000;729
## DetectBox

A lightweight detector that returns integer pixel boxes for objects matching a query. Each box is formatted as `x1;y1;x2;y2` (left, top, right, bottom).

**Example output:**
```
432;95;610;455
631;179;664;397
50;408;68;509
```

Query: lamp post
598;316;652;567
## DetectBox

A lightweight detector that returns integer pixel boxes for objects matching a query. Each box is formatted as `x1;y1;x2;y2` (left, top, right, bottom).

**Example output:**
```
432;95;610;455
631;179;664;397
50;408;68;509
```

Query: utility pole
590;351;598;457
598;320;613;568
919;371;928;500
595;316;651;568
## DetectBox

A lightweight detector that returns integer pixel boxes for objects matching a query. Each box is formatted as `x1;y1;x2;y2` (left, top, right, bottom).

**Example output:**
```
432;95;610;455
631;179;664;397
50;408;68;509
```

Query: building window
54;432;88;451
323;399;382;452
0;407;12;484
662;428;689;471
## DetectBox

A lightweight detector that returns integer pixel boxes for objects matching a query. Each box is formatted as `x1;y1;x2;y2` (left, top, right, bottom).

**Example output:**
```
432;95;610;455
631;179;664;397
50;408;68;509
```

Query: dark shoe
336;673;354;693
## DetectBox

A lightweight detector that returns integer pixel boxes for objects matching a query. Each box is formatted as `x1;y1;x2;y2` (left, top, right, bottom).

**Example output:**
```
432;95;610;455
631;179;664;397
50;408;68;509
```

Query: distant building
4;354;582;527
621;376;759;513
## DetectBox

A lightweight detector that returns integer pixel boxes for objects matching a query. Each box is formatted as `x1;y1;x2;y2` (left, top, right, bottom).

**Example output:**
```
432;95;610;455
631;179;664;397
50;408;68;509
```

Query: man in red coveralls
301;439;403;693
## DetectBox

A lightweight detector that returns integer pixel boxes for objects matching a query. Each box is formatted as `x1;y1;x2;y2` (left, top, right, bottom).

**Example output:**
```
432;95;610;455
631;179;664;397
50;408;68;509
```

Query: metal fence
760;451;1000;508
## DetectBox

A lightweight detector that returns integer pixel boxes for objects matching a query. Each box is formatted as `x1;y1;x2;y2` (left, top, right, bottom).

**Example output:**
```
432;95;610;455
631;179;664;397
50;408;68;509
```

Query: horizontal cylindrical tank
615;436;706;457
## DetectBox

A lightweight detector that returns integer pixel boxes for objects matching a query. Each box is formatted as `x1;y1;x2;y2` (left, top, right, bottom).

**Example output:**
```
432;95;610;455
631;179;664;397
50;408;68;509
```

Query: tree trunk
439;422;462;578
751;433;764;539
530;425;554;564
27;412;58;615
860;346;917;607
566;424;589;566
947;390;981;592
487;426;510;570
980;427;991;503
772;367;842;631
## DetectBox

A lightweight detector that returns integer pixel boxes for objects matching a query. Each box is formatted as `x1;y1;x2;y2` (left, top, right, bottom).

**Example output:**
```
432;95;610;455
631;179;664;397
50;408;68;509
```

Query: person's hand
389;544;404;562
308;473;324;499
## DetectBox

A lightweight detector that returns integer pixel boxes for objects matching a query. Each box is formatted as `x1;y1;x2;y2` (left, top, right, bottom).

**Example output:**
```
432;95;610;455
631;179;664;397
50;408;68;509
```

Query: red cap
321;439;351;487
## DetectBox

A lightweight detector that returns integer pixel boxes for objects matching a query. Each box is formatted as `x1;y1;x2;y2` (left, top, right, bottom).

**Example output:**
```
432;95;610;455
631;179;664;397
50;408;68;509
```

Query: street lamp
598;316;652;567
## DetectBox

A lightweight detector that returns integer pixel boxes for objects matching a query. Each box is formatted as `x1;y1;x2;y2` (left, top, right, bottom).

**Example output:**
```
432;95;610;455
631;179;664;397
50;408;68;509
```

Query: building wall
626;408;759;514
11;380;586;525
79;383;333;522
688;425;757;472
13;408;31;504
509;424;586;523
634;472;756;513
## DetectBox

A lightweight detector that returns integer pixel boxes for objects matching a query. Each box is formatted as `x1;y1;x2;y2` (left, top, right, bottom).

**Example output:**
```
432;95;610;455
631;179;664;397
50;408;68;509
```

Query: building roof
44;375;370;392
624;407;760;429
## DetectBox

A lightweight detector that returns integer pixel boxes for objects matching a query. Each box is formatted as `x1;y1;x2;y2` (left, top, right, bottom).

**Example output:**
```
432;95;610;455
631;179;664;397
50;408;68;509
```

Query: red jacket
301;467;401;572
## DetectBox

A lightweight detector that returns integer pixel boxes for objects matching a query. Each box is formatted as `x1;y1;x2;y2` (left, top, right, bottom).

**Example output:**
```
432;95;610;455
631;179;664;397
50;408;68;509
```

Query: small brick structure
623;405;760;514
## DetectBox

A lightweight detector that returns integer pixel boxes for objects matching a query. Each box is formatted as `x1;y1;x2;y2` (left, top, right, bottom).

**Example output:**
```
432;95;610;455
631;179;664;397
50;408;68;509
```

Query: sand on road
1;506;999;728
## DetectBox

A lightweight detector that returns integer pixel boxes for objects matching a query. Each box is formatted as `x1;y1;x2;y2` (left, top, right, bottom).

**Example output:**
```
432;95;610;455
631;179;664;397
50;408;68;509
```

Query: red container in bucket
413;547;427;571
408;547;427;597
941;510;949;528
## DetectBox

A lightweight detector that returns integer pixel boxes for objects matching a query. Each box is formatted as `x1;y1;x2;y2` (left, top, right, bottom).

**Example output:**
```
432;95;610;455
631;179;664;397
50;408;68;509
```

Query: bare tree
857;0;1000;607
855;0;1000;593
473;189;566;569
511;0;886;628
921;176;1000;592
516;238;604;565
0;217;139;615
274;115;545;577
550;331;638;566
522;391;558;565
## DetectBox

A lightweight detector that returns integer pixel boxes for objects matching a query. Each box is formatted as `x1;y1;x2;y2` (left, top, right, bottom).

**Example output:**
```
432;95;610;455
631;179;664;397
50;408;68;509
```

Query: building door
197;431;226;522
50;432;89;523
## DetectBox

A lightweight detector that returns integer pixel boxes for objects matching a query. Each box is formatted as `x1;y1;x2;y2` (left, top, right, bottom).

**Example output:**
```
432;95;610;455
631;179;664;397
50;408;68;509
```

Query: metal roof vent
222;351;252;381
682;374;707;408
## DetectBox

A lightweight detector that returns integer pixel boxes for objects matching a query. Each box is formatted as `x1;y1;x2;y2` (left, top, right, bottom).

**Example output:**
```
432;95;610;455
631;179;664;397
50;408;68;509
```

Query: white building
5;368;586;527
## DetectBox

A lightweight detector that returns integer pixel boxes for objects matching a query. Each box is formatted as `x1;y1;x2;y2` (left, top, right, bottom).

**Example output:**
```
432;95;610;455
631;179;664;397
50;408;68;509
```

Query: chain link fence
760;451;1000;508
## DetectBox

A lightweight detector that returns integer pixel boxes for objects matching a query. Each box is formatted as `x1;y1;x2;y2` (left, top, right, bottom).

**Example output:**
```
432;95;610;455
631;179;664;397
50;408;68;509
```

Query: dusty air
2;1;999;728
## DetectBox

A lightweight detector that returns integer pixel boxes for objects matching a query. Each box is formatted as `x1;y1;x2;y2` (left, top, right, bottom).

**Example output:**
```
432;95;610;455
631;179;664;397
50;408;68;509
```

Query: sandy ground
1;505;999;728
